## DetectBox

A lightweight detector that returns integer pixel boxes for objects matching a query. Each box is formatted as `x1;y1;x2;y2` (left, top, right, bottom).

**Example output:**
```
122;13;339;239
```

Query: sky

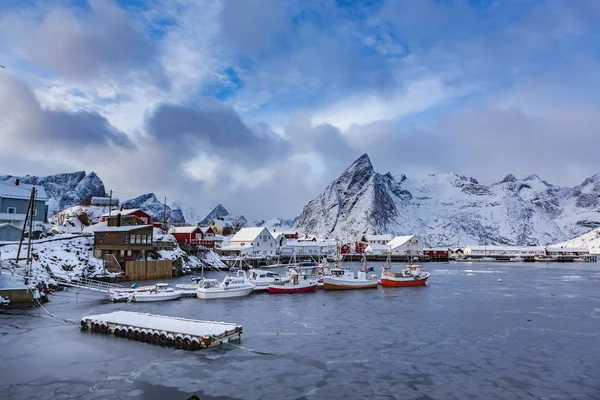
1;0;599;222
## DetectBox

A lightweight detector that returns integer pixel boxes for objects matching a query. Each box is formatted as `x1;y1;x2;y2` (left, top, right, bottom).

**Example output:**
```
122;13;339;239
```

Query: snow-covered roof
0;181;48;201
465;245;546;252
101;209;147;218
0;273;27;290
387;235;416;249
221;245;253;252
283;241;336;247
229;227;270;242
0;223;20;230
169;226;199;234
546;246;589;253
424;247;450;251
94;225;153;233
366;244;389;251
366;234;393;242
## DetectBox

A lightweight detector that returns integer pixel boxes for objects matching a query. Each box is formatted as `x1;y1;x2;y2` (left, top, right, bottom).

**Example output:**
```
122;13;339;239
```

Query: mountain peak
346;153;373;173
200;203;231;225
499;174;518;184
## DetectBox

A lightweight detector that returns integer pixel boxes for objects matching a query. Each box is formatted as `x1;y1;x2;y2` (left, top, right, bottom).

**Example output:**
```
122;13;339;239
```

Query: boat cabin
329;268;354;279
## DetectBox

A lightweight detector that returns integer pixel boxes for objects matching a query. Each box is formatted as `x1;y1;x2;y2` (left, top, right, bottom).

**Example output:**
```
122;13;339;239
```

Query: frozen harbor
1;261;600;399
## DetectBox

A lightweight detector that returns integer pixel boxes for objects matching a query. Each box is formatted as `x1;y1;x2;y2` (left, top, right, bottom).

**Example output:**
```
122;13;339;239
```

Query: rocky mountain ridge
293;154;600;246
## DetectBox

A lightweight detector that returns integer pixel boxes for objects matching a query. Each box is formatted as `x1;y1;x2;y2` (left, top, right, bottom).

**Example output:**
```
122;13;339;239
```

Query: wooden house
101;209;152;224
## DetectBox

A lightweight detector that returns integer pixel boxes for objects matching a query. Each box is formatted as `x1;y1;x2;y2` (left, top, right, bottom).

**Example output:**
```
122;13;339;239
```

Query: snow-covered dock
80;311;242;350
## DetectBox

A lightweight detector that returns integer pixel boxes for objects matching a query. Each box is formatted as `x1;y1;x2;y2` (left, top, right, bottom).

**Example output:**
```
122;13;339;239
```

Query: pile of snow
49;205;110;233
554;227;600;254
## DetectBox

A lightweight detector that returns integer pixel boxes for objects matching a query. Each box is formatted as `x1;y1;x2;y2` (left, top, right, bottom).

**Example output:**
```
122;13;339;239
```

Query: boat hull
380;274;430;287
322;278;379;290
131;292;182;302
268;284;317;294
196;286;254;299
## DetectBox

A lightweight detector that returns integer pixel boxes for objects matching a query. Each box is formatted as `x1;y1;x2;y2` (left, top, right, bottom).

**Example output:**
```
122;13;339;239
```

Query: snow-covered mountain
199;204;247;227
254;217;297;230
555;227;600;254
293;154;600;246
0;171;106;216
121;193;185;223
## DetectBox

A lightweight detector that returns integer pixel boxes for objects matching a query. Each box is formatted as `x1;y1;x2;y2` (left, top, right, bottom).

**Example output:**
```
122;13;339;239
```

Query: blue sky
1;0;599;220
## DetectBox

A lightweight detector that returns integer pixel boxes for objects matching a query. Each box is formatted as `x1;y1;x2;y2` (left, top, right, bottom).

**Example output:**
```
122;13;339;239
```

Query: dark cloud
0;74;133;151
145;99;290;164
0;0;160;80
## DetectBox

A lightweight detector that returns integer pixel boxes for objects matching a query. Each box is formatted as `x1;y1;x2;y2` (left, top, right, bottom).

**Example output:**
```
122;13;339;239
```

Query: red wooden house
354;241;368;254
101;209;152;224
170;225;223;250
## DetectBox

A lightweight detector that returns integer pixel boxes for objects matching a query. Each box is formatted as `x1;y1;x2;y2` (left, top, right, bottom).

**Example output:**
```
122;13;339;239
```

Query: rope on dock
26;286;76;325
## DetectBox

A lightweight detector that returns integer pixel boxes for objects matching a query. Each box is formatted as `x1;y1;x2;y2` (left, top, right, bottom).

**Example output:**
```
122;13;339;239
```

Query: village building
105;214;146;227
545;246;589;257
463;245;546;257
93;225;155;269
220;227;277;256
280;239;337;257
91;196;119;206
0;179;50;241
169;225;223;250
276;230;299;239
423;248;450;260
0;223;22;242
101;209;152;224
386;235;423;256
206;218;236;235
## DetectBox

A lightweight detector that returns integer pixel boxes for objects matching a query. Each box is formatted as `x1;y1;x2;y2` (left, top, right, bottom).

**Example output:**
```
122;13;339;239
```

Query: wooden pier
80;311;242;350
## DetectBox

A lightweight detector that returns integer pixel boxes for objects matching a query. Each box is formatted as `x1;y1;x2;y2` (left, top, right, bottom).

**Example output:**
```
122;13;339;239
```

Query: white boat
248;269;282;292
196;271;255;299
534;255;558;262
509;256;525;262
480;257;496;262
268;267;319;293
131;283;182;302
322;254;378;290
175;276;203;297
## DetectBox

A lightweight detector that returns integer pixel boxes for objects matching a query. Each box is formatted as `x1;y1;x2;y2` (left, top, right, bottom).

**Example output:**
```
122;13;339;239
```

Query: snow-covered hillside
121;193;185;223
49;205;110;233
294;154;600;246
0;171;106;216
555;227;600;254
254;217;297;230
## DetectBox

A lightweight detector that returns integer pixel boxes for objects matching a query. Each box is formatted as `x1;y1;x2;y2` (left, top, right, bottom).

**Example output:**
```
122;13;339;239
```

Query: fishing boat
480;256;496;262
509;256;525;262
131;283;182;302
534;255;558;262
322;255;378;290
175;276;204;297
196;271;255;299
248;269;282;292
380;249;430;287
268;267;318;293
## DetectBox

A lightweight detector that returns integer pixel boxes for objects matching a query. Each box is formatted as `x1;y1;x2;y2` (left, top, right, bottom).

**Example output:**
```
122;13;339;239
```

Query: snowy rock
121;193;185;223
0;171;107;216
199;204;247;227
555;227;600;254
294;154;600;246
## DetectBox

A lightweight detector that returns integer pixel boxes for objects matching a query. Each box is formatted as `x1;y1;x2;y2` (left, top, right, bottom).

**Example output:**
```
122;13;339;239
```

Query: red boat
380;254;431;287
268;268;318;294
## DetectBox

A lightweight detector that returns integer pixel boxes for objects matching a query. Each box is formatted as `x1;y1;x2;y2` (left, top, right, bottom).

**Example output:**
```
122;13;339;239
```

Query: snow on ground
555;227;600;254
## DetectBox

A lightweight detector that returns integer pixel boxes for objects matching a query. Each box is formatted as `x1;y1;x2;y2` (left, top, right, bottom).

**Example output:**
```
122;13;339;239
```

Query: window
120;250;125;257
196;233;202;239
127;250;132;256
6;207;16;214
141;217;148;224
99;235;103;244
125;234;130;244
257;242;260;247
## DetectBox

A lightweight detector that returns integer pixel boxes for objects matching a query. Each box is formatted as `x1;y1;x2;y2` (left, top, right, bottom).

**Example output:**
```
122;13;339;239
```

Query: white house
365;234;393;245
220;227;277;256
545;246;589;256
387;235;422;255
280;239;337;257
463;246;546;257
364;244;389;255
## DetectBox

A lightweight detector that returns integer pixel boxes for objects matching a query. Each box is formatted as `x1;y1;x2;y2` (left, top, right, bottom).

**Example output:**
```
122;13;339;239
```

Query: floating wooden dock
80;311;242;350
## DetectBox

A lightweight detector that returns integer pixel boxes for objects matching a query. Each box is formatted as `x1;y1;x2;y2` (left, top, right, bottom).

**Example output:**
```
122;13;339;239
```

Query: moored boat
509;256;525;262
248;269;282;292
196;271;255;299
131;283;182;302
534;255;558;262
380;249;430;287
323;254;378;290
268;267;318;293
176;276;204;297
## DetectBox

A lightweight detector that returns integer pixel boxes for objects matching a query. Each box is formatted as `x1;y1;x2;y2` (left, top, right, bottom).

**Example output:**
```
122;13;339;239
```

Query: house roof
546;246;589;253
366;244;389;251
0;181;48;201
0;223;20;231
229;227;270;242
94;225;153;233
169;226;200;234
366;234;393;242
101;209;149;218
387;235;416;249
464;245;546;252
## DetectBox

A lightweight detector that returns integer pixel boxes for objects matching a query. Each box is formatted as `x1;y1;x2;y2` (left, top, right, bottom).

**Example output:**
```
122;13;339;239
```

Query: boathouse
387;235;423;256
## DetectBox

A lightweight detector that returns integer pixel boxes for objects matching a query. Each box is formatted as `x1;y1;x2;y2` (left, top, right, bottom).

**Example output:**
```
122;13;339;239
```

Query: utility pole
16;188;35;263
163;197;167;227
26;189;36;268
108;189;113;216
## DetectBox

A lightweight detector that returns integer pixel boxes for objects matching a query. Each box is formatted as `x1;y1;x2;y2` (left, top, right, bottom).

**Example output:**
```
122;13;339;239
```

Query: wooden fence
125;260;173;281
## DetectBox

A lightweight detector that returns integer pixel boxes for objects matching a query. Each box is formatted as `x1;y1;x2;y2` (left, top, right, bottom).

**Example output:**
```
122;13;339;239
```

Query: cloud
145;99;290;164
0;74;133;152
0;0;159;80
